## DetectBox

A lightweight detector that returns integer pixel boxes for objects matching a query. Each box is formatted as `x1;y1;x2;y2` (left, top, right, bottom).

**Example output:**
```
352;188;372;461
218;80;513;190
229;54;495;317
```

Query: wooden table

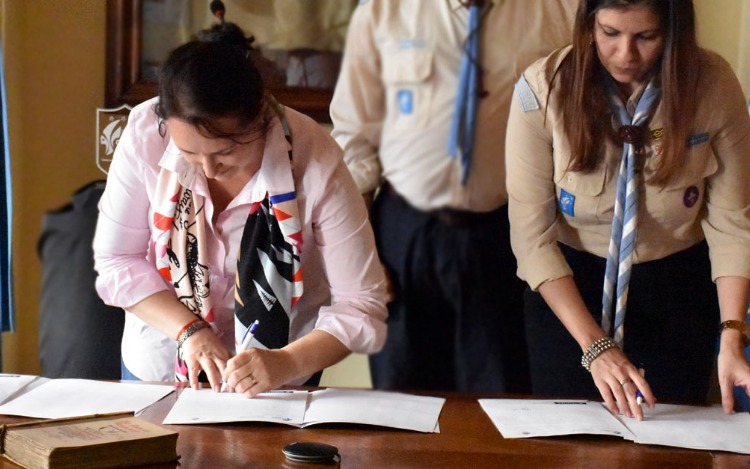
2;386;749;468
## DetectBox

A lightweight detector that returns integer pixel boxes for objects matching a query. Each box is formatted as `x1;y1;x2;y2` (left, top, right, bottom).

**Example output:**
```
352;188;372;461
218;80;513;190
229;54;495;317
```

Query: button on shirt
94;98;389;382
331;0;577;212
506;47;750;290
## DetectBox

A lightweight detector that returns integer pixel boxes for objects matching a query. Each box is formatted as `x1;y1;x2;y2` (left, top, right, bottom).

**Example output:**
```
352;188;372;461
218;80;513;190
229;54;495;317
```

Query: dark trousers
369;187;530;393
525;242;719;405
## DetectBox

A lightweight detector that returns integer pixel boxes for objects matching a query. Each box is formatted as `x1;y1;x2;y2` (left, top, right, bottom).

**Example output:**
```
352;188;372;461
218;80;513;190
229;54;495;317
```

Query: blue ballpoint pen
236;320;260;355
636;368;645;405
221;320;260;392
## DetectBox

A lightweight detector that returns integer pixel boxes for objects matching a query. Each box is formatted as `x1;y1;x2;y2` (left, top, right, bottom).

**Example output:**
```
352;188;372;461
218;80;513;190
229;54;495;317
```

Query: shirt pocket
553;153;608;225
381;45;434;130
647;142;717;226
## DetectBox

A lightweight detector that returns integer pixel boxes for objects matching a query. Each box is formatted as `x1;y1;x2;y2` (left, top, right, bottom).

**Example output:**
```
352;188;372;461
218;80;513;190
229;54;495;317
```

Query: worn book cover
0;412;179;469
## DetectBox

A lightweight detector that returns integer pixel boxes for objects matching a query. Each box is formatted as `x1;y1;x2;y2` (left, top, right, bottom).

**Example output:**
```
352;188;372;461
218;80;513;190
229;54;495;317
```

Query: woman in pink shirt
93;36;388;396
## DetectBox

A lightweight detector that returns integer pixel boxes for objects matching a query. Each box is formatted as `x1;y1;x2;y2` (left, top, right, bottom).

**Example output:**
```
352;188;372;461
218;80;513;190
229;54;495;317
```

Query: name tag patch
398;38;427;50
514;74;540;112
559;189;575;216
398;89;413;115
686;132;709;147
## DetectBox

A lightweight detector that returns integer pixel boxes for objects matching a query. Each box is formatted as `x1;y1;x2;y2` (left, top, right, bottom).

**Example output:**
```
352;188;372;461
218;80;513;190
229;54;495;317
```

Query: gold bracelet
720;320;750;348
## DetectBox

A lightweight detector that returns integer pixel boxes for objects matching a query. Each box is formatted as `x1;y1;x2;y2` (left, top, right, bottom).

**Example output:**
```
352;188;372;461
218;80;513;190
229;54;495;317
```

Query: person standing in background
505;0;750;419
330;0;577;393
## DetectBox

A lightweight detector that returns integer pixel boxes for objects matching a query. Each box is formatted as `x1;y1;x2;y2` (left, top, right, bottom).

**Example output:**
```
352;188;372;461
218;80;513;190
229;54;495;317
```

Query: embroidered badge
559;189;575;216
683;186;700;208
398;89;413;115
514;74;540;112
686;132;709;147
399;38;427;50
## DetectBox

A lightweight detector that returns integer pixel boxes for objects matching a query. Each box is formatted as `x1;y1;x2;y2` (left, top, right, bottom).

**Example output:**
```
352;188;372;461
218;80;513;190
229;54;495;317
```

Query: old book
0;412;179;469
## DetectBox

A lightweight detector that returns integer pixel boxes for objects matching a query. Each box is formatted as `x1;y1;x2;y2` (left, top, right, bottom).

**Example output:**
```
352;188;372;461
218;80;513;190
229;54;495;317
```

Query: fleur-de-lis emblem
96;105;132;174
100;119;124;157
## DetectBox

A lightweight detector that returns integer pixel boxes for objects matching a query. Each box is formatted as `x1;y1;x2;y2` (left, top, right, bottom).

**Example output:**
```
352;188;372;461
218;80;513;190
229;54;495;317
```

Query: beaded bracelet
176;318;210;348
720;320;750;348
581;336;619;372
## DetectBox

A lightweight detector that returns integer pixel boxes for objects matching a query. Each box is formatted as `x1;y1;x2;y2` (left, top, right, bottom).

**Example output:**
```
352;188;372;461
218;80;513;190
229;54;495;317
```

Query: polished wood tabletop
2;385;749;469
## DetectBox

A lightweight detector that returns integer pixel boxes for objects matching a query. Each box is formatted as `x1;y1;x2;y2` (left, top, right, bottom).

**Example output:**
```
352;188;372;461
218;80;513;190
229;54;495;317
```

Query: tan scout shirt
331;0;577;212
506;46;750;290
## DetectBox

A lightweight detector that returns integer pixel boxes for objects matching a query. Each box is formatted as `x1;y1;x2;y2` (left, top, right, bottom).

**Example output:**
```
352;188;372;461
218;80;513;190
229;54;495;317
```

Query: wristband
720;320;750;348
581;336;619;372
176;318;210;348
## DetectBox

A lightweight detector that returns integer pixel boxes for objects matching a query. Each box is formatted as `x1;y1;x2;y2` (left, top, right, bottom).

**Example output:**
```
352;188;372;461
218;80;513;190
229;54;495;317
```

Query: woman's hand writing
590;347;655;420
222;348;296;397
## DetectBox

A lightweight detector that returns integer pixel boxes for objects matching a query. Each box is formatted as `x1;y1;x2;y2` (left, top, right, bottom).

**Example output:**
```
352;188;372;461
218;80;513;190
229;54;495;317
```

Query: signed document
479;398;750;454
623;403;750;454
478;399;633;439
163;388;444;433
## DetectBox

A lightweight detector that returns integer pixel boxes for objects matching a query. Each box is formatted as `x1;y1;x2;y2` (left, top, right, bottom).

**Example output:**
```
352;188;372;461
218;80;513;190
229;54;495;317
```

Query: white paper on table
0;378;174;419
478;399;635;439
303;388;445;433
0;374;42;405
162;388;444;433
162;388;309;425
617;403;750;454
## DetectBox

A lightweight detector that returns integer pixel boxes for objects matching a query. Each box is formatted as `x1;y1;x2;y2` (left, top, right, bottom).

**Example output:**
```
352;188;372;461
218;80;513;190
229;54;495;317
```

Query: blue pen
236;320;260;355
221;320;261;392
636;368;645;405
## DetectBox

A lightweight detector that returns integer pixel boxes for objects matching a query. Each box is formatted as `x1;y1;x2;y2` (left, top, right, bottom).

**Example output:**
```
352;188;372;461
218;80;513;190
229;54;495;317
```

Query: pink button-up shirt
94;98;389;382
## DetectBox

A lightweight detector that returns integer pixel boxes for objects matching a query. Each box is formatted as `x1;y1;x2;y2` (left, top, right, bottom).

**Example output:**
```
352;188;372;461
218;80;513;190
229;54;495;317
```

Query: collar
158;140;197;189
618;75;660;118
447;0;500;11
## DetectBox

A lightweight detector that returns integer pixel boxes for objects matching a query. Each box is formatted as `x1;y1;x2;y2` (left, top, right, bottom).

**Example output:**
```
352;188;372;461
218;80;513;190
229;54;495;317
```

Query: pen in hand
636;368;645;406
236;319;260;355
221;320;260;392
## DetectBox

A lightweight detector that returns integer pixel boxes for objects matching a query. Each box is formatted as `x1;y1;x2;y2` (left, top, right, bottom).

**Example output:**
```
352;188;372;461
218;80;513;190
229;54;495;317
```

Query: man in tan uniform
331;0;577;392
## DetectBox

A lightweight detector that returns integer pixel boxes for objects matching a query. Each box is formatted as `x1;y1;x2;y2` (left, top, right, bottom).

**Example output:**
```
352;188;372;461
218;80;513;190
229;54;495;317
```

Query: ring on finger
619;378;633;386
248;372;258;385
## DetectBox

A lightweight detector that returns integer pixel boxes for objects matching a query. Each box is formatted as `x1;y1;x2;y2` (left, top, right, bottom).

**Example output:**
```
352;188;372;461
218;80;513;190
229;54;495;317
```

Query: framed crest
96;104;132;175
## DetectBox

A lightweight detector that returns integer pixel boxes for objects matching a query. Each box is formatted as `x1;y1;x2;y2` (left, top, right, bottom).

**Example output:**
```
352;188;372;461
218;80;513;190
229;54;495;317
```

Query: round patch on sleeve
683;186;699;208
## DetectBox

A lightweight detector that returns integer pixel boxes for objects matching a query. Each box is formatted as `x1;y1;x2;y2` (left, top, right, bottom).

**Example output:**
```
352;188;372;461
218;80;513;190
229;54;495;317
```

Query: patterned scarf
152;102;303;381
600;77;660;346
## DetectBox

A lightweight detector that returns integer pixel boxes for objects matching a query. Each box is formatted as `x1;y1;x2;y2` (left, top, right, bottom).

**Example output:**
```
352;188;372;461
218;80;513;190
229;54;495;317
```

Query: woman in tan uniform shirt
506;0;750;420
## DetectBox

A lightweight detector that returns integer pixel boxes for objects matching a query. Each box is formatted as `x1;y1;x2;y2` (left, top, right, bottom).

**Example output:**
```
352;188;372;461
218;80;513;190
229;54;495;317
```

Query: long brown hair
558;0;700;185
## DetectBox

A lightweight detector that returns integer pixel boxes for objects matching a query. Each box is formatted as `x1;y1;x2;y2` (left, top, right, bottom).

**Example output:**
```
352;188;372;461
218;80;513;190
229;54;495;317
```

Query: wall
1;0;108;374
1;1;749;385
695;0;750;95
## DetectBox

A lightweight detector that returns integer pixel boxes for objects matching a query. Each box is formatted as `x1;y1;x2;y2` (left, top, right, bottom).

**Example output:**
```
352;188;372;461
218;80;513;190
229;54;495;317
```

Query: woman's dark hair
155;38;268;142
559;0;699;185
